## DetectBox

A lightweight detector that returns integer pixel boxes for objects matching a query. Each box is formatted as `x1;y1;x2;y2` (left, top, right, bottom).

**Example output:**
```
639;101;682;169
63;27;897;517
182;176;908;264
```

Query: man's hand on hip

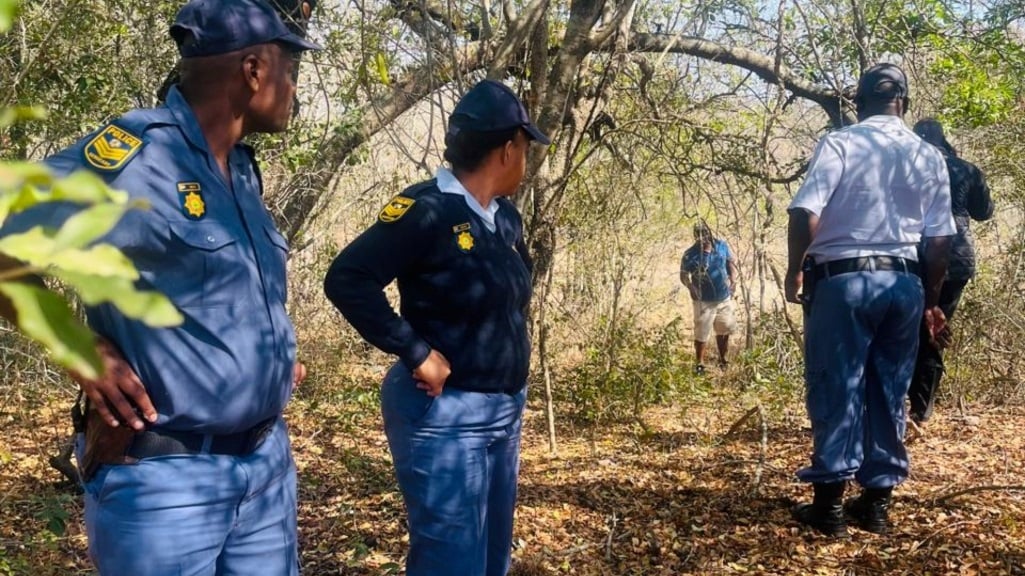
71;336;156;431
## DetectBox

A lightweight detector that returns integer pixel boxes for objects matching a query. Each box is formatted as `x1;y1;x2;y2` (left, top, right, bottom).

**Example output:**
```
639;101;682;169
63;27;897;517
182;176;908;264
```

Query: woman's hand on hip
413;350;451;397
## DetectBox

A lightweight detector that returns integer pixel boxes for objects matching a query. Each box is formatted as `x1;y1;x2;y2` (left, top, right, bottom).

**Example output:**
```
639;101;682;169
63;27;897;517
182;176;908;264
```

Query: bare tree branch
625;33;856;127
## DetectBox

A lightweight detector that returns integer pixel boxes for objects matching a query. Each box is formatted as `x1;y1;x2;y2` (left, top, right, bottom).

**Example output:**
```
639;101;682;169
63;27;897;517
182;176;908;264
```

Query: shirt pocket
262;225;289;304
164;221;241;309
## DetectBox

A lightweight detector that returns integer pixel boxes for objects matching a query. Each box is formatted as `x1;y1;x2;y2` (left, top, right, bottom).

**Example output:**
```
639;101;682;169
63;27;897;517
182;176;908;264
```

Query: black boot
845;487;893;534
792;482;848;537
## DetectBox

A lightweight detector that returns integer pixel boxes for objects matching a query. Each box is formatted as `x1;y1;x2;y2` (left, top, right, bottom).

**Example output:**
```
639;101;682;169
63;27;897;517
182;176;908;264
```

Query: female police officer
324;79;549;576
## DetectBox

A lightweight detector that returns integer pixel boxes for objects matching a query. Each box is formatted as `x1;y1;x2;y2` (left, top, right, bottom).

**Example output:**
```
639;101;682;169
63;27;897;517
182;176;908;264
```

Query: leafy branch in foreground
0;0;181;380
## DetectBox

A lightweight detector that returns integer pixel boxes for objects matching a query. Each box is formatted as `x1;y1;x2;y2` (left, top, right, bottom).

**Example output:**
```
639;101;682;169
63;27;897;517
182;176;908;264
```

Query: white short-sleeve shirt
788;115;956;262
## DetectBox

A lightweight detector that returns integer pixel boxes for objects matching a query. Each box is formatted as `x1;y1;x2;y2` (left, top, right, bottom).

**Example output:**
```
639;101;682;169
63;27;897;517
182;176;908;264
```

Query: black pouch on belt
801;256;817;310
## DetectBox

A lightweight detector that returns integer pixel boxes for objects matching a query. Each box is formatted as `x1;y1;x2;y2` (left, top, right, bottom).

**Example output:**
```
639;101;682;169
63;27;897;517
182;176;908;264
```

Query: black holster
801;256;817;311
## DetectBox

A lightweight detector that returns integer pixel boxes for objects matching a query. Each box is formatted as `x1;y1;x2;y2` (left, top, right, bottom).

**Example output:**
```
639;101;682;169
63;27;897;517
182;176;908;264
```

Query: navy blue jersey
324;181;533;393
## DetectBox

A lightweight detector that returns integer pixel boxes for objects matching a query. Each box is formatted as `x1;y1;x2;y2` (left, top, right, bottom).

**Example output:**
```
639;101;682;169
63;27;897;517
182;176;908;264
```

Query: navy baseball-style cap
170;0;322;58
448;80;551;145
856;63;908;101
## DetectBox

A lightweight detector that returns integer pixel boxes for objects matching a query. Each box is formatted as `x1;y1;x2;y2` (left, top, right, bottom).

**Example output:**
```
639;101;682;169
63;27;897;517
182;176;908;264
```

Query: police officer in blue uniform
0;0;319;573
785;64;955;537
324;80;549;576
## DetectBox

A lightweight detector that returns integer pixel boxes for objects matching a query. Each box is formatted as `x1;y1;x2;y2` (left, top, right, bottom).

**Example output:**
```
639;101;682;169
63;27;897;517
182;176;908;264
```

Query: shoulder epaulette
81;109;174;173
377;180;440;223
401;179;440;199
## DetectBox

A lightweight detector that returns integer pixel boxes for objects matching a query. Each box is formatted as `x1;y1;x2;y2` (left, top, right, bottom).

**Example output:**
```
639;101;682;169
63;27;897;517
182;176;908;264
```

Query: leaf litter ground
1;380;1023;575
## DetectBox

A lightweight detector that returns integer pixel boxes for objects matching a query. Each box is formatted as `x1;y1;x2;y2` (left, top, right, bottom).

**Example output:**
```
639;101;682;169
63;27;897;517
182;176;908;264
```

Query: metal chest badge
178;182;206;220
453;222;474;252
83;125;143;171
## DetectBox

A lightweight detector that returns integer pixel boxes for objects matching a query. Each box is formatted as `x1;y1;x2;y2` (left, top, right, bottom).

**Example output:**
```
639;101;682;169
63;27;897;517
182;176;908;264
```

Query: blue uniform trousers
798;270;923;488
77;419;298;576
381;364;526;576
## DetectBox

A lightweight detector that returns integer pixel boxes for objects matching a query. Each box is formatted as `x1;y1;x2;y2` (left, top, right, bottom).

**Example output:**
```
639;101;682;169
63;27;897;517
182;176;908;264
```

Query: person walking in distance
680;221;738;374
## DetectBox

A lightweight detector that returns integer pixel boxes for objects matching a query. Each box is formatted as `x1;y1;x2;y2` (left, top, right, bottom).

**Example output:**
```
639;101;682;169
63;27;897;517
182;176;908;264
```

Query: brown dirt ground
1;376;1023;576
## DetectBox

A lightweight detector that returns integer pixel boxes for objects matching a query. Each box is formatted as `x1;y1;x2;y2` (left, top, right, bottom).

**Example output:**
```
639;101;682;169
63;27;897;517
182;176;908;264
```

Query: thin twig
752;404;767;490
909;521;973;555
604;511;617;561
724;405;760;439
933;485;1025;504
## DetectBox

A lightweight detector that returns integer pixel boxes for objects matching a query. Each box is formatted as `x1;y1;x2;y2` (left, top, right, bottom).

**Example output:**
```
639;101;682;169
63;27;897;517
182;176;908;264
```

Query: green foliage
561;316;695;425
928;32;1024;128
0;0;17;30
32;493;72;537
0;154;183;378
0;0;182;379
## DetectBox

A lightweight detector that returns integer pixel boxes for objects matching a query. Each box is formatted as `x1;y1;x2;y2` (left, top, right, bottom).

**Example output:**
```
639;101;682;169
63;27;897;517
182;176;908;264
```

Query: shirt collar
164;85;212;155
859;114;906;127
436;167;500;232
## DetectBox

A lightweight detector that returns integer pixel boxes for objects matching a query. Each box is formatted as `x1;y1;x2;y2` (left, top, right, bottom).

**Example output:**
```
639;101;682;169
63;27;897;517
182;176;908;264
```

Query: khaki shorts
692;299;736;342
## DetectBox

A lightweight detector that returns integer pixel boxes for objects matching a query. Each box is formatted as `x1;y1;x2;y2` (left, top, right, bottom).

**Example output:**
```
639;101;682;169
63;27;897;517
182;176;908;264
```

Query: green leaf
0;227;57;266
374;53;390;86
54;270;183;327
0;0;19;33
0;281;101;379
0;229;139;279
50;170;128;204
0;106;46;129
50;244;139;279
9;162;54;187
52;202;129;250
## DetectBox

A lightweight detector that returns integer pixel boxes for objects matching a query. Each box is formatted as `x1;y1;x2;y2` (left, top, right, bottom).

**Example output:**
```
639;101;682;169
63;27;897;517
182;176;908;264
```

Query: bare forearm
923;236;952;309
787;209;817;273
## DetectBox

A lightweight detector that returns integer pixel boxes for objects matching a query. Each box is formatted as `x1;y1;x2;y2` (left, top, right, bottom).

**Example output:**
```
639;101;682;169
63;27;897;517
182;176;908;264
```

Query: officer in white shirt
784;63;956;537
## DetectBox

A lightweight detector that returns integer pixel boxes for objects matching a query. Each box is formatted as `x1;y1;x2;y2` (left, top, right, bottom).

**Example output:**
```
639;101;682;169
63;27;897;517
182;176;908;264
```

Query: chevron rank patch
84;125;143;171
379;196;415;223
178;182;206;220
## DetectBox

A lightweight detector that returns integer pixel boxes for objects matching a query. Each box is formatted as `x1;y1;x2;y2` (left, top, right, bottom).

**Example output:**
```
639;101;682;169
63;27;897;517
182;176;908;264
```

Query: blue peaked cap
171;0;322;58
448;80;551;145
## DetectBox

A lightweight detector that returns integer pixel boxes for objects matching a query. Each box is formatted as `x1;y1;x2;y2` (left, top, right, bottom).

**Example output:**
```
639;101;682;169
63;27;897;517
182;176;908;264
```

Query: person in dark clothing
323;79;549;576
908;118;995;423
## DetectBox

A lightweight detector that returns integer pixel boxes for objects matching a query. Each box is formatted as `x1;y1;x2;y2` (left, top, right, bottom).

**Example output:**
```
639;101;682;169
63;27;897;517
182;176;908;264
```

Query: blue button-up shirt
681;239;733;302
16;86;296;434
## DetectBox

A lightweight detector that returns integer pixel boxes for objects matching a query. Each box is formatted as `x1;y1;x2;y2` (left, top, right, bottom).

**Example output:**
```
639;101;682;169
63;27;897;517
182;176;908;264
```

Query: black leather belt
127;418;275;460
814;256;919;279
